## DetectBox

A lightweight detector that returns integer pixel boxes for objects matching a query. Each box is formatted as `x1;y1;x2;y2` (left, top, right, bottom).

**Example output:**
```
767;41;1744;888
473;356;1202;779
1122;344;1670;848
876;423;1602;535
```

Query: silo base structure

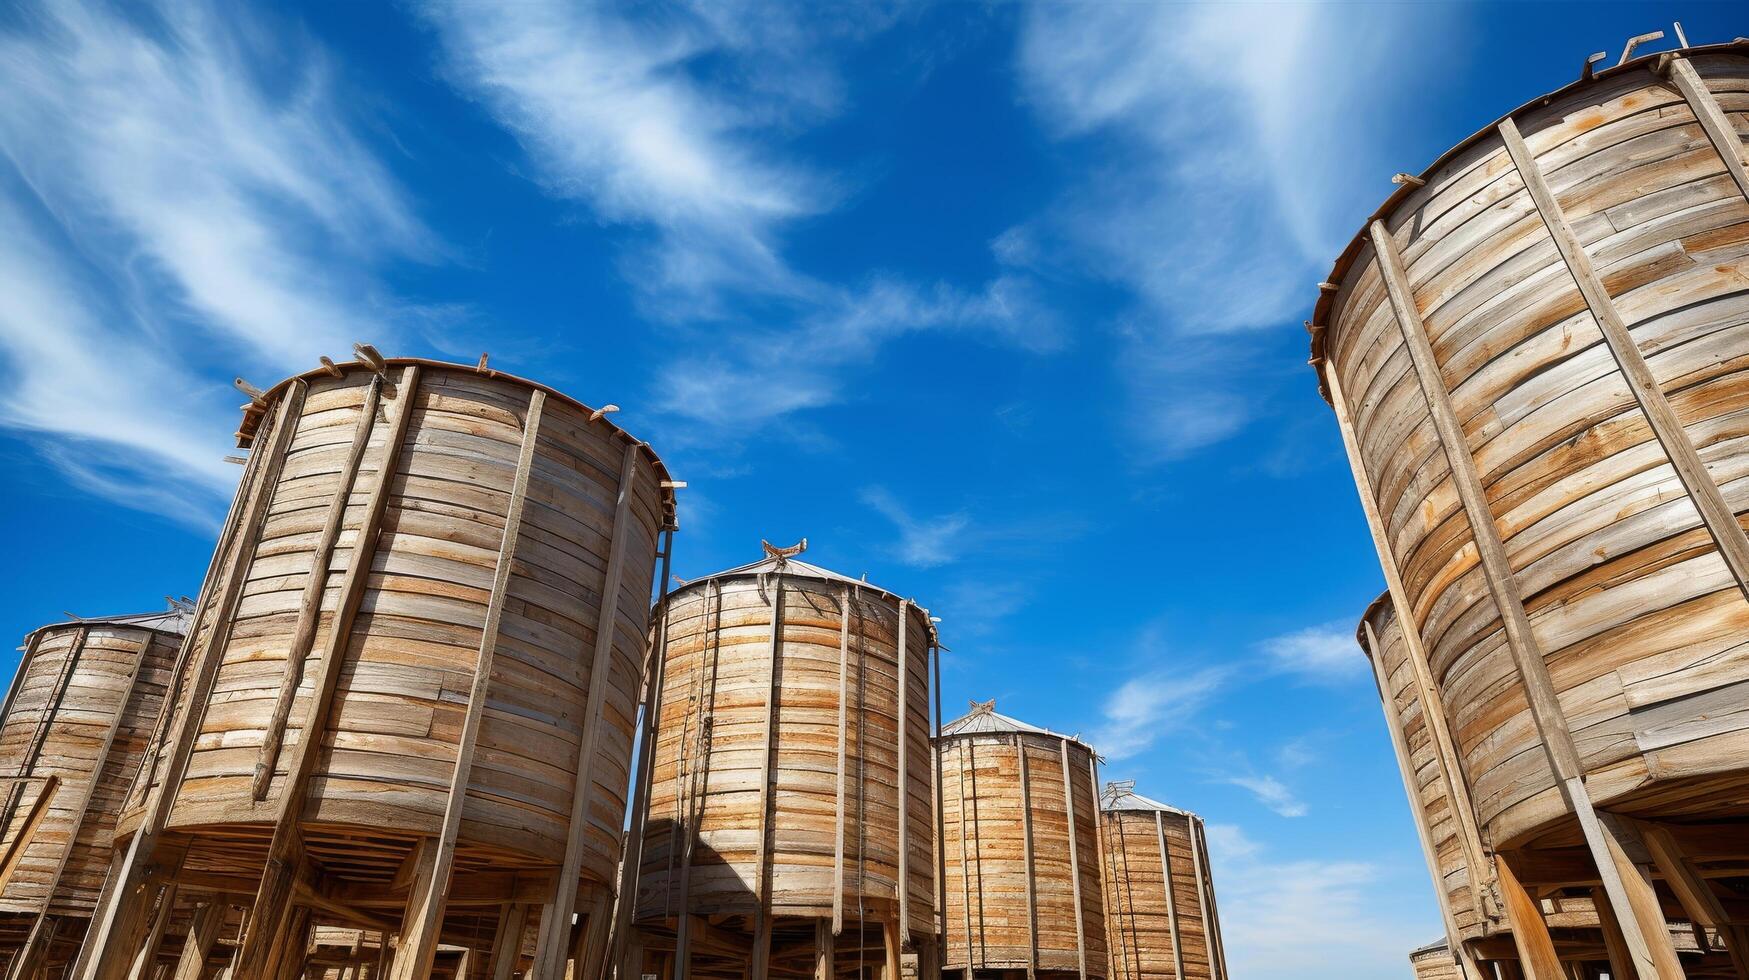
66;352;677;980
625;545;941;980
1098;784;1226;980
1314;35;1749;980
939;701;1108;980
0;608;187;980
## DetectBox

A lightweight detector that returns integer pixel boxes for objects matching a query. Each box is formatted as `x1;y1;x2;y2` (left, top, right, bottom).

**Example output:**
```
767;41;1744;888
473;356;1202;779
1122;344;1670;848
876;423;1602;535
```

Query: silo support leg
1595;886;1636;980
1494;856;1564;980
8;914;58;980
127;884;179;980
573;890;612;980
489;904;530;980
882;919;900;980
171;902;224;980
814;921;833;980
1635;820;1749;980
1589;814;1687;980
749;911;771;980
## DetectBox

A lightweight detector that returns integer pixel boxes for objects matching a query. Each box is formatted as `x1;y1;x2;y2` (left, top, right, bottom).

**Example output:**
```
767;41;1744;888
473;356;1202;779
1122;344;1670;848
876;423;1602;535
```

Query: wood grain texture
1099;809;1220;980
1318;50;1749;851
634;568;936;935
939;730;1107;977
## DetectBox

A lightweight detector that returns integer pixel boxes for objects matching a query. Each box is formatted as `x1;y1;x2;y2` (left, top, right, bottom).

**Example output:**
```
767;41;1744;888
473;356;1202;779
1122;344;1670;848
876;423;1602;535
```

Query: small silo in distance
1311;37;1749;979
939;700;1107;979
0;607;186;978
1098;782;1226;980
630;544;939;980
76;350;677;980
1409;941;1460;980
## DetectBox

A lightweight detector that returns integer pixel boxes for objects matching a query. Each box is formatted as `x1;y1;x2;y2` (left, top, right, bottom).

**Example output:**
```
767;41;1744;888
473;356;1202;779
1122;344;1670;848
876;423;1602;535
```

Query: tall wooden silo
628;544;939;980
1098;783;1225;980
1410;940;1460;980
0;608;185;978
73;352;677;980
1312;38;1749;980
938;700;1107;979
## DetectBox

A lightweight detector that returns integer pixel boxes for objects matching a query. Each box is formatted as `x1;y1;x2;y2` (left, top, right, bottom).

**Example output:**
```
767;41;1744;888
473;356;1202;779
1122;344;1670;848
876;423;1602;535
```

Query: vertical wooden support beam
954;738;974;972
1193;820;1230;980
609;525;677;977
1595;886;1638;980
895;599;912;943
1371;216;1677;980
530;440;642;980
7;915;59;980
1326;363;1494;919
750;569;782;978
814;921;834;980
1059;742;1087;979
1155;814;1185;980
883;918;901;980
1496;857;1565;980
1665;55;1749;202
672;581;720;980
77;383;296;980
387;390;544;980
0;775;58;896
1188;817;1215;980
1638;821;1749;979
252;375;382;799
575;890;612;980
1591;814;1687;980
234;368;420;980
489;904;529;980
171;903;224;980
127;885;179;980
832;585;852;936
1500;116;1749;601
1086;755;1112;980
1362;619;1487;980
1015;736;1038;980
929;639;946;974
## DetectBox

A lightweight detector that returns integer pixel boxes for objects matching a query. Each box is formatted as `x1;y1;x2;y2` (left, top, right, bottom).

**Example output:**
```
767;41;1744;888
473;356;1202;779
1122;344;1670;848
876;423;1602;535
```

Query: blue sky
0;3;1730;977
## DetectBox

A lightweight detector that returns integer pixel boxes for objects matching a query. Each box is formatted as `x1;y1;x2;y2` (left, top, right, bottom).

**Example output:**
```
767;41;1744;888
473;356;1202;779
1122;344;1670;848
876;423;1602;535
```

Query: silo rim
1306;39;1749;403
233;355;678;529
670;553;940;646
23;606;192;644
937;699;1100;757
1099;782;1199;819
1409;938;1451;959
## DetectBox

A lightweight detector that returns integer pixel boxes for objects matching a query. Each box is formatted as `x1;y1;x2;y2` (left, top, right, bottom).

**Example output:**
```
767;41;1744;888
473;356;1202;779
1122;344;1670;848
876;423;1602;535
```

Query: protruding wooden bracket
352;343;387;376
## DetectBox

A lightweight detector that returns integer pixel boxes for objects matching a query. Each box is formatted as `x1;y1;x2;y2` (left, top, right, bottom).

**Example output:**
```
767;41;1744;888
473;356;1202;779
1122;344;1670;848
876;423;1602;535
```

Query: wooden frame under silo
66;354;678;980
1313;36;1749;980
624;548;940;980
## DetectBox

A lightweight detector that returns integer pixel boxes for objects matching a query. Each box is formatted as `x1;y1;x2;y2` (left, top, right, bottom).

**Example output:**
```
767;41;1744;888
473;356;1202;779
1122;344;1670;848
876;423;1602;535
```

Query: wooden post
7;915;59;980
833;585;852;936
386;390;545;980
1371;216;1675;980
1362;620;1487;980
751;569;782;978
490;904;529;980
1637;821;1749;979
1059;742;1087;979
672;580;721;980
0;775;58;896
954;738;973;973
1496;857;1565;980
608;525;677;977
76;382;304;980
251;375;382;799
529;440;643;980
1499;115;1749;601
1015;736;1038;980
883;918;901;980
127;885;179;980
895;600;912;943
575;890;612;980
172;903;224;980
234;368;420;980
1193;820;1229;980
1596;886;1638;980
1591;814;1687;980
1325;363;1494;920
930;640;946;975
1155;814;1185;980
1665;55;1749;202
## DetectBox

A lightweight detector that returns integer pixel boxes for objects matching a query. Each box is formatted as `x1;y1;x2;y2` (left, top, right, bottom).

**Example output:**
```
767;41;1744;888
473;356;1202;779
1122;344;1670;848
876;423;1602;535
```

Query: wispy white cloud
858;483;1088;571
1221;773;1308;818
860;486;970;569
1263;620;1366;681
0;0;429;516
1011;3;1461;458
1206;823;1432;979
1092;666;1227;760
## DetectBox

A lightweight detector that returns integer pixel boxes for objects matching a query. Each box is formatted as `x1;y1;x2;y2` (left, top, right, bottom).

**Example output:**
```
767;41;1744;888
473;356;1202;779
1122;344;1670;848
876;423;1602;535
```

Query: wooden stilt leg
574;891;611;980
884;919;902;980
749;912;770;980
384;840;442;980
1595;886;1636;980
172;902;225;980
269;908;311;980
1637;821;1749;980
814;921;833;980
8;915;59;980
1496;857;1564;980
490;904;529;980
127;885;180;980
1592;814;1687;980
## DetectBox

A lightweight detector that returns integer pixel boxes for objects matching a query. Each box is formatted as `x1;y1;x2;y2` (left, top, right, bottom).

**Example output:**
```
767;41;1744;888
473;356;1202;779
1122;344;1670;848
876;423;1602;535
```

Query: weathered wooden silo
0;608;185;978
1098;783;1225;980
628;544;939;980
1312;37;1749;980
74;352;677;980
1410;940;1460;980
938;700;1107;979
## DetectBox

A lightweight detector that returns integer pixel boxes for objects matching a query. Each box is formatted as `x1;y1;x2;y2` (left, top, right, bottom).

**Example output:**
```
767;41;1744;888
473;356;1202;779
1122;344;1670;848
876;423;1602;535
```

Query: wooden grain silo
1311;36;1749;980
627;544;939;980
1410;940;1460;980
939;700;1107;979
72;351;678;980
0;608;186;978
1098;783;1225;980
